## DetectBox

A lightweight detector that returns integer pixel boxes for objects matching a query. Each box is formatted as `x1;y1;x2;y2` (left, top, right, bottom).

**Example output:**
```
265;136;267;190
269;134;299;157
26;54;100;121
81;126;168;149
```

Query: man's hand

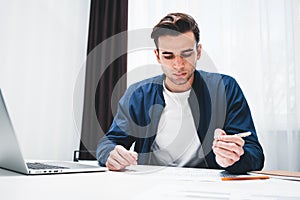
106;145;138;171
212;128;245;168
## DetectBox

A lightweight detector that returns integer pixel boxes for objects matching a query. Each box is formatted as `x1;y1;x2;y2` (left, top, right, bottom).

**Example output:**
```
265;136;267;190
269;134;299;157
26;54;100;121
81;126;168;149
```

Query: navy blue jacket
97;70;264;173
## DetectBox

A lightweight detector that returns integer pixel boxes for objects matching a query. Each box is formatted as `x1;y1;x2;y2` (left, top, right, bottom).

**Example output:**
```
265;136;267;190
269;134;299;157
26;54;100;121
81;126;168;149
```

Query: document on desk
131;180;300;200
124;165;269;182
127;166;300;200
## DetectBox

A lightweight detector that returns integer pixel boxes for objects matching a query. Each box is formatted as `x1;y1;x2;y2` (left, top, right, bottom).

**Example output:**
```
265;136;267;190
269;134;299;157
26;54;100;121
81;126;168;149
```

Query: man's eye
181;53;192;58
164;55;174;59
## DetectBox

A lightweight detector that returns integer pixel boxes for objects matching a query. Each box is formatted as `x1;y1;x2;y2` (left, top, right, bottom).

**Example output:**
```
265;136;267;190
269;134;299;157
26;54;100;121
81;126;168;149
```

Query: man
96;13;264;173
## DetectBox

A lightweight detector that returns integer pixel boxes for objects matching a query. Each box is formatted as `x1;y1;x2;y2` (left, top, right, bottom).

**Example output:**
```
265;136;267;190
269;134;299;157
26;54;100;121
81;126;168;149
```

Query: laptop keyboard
27;162;69;170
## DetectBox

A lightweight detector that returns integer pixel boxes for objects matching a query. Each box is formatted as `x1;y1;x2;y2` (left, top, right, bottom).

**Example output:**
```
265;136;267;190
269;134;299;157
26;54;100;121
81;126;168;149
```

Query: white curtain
0;0;90;160
128;0;300;171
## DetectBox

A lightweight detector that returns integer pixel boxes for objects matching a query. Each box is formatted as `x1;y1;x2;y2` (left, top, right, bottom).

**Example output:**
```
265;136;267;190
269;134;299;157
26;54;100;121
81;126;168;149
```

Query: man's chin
172;79;190;86
168;73;194;87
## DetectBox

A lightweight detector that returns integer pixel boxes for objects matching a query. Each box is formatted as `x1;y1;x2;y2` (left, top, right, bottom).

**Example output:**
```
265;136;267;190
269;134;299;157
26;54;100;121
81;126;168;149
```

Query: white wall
0;0;90;161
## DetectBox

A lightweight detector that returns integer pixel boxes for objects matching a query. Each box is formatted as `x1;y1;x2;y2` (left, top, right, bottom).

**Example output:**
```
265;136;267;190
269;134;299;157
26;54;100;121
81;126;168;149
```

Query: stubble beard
168;64;196;86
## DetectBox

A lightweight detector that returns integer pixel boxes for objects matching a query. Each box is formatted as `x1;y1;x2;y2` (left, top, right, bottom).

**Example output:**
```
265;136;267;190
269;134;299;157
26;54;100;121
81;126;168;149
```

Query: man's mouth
173;72;187;78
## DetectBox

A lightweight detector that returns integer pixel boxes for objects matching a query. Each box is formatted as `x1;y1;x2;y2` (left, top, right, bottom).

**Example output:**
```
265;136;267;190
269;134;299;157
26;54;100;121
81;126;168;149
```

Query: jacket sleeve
222;76;265;173
96;89;136;166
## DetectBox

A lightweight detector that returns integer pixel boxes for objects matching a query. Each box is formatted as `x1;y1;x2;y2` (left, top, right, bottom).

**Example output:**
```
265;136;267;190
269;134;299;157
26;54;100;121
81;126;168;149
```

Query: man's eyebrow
161;51;173;55
181;48;194;53
161;48;194;54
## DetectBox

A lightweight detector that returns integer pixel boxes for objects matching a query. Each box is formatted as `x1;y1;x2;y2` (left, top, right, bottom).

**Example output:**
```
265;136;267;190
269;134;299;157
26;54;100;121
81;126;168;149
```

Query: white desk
1;164;300;200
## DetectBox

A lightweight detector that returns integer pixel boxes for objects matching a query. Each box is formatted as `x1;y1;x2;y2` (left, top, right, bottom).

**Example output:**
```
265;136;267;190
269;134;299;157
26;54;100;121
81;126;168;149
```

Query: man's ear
154;49;161;64
197;44;202;60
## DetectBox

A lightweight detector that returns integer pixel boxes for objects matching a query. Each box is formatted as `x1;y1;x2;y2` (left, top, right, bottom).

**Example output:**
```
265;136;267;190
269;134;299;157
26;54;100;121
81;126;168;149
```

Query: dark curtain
79;0;128;160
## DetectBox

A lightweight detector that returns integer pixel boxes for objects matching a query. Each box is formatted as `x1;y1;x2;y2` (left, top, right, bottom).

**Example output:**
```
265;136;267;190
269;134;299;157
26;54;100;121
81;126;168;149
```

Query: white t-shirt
151;82;205;167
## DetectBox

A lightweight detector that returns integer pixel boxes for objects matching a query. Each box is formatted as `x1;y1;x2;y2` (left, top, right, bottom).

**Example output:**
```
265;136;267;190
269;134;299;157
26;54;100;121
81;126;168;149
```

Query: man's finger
129;151;138;164
115;145;138;165
106;156;123;171
213;144;242;161
216;155;235;168
216;135;245;147
215;140;244;155
214;128;226;139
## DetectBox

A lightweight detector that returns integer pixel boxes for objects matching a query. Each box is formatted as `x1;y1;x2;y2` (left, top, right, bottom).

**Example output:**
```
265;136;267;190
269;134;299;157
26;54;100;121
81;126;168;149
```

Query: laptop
0;89;106;175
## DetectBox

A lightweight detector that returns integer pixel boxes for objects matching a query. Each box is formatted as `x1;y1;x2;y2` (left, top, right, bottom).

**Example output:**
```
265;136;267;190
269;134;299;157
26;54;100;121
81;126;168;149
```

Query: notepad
250;170;300;181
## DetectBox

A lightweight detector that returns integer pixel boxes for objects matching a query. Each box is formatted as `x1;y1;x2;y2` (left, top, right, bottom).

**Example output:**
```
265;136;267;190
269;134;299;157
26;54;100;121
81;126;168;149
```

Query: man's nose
173;55;184;69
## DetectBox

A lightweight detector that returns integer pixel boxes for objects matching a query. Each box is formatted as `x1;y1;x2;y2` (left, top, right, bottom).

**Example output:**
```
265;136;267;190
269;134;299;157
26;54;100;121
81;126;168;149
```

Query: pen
235;132;251;138
221;175;270;181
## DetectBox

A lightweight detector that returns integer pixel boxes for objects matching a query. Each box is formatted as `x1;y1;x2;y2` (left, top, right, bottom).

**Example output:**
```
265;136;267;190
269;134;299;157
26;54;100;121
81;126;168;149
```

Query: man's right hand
106;145;138;171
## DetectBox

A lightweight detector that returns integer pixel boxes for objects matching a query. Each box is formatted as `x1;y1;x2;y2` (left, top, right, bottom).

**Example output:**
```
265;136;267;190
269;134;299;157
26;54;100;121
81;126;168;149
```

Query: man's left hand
212;129;245;168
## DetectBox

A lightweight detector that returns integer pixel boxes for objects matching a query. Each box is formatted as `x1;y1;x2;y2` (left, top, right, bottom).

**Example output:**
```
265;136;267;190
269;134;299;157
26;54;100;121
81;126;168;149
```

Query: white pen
235;131;251;137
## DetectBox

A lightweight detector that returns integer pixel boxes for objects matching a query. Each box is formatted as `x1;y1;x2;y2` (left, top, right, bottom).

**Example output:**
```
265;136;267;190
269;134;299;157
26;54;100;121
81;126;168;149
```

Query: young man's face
154;31;201;92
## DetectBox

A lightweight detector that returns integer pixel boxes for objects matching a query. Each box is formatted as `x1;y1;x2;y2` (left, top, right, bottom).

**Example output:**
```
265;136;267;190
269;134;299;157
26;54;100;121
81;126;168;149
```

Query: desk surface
1;163;300;200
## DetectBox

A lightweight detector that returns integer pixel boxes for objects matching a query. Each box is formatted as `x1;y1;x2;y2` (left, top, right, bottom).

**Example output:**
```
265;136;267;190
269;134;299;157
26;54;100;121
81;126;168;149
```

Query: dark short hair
151;13;200;49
